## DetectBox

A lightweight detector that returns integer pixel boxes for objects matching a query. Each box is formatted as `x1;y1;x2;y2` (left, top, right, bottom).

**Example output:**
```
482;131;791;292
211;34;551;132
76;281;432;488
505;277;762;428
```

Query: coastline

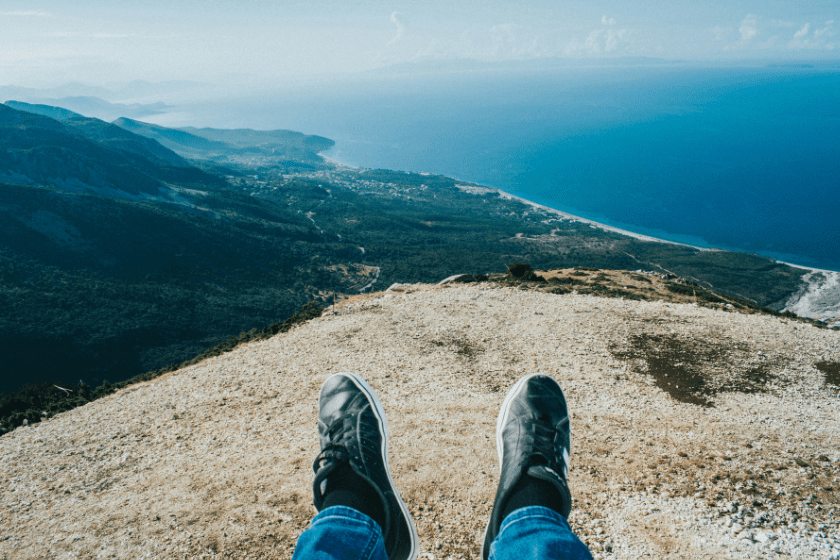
321;155;839;324
488;187;839;324
323;151;708;251
494;187;840;324
492;187;706;250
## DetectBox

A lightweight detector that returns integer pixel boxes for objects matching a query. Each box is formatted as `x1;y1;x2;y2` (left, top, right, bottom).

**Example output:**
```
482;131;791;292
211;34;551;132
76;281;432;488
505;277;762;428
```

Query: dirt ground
2;282;839;559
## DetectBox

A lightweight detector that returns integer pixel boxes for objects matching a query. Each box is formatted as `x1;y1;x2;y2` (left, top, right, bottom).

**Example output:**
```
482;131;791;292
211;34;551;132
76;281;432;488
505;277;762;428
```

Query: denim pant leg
489;506;594;560
292;506;388;560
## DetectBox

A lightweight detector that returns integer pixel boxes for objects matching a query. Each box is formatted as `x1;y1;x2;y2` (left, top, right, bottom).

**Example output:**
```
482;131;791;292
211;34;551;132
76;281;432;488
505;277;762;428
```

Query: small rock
755;531;775;544
740;529;755;541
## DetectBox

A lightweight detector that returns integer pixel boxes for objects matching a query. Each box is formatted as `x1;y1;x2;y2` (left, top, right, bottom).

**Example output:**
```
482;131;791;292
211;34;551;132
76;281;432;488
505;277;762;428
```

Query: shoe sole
322;372;419;560
481;372;570;559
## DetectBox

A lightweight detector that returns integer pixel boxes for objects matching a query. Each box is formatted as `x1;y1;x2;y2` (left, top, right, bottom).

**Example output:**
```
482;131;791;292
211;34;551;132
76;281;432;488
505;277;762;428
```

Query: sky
1;1;839;86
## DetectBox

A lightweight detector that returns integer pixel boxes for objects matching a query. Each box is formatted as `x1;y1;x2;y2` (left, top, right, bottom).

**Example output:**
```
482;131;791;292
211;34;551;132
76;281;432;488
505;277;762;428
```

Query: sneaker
312;372;419;560
481;373;573;559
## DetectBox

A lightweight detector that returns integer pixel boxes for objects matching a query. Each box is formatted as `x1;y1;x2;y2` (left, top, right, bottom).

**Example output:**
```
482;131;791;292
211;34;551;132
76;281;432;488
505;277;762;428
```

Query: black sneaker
481;373;573;559
312;372;419;560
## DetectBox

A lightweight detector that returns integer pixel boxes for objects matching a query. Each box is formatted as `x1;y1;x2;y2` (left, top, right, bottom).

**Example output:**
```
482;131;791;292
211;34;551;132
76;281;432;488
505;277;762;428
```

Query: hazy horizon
2;1;839;87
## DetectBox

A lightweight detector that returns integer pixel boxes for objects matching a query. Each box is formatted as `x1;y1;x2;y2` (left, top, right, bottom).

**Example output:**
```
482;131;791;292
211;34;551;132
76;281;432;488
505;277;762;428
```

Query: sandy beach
492;187;706;249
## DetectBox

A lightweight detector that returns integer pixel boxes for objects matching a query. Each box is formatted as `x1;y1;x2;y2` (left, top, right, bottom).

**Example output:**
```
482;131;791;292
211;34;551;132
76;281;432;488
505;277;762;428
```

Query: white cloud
724;14;759;51
814;20;834;38
388;11;405;45
601;15;616;26
605;28;626;52
738;14;758;42
564;24;627;56
789;19;837;49
583;29;602;53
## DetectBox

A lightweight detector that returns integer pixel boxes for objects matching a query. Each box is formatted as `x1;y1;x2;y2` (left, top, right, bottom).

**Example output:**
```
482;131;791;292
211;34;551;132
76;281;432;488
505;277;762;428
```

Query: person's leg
292;505;387;560
482;373;593;560
291;372;419;560
488;506;592;560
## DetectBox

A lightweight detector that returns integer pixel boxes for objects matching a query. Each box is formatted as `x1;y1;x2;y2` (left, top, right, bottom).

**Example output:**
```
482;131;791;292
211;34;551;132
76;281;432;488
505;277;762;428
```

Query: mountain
3;100;84;120
0;81;208;105
0;82;116;103
0;103;200;196
181;126;334;154
108;79;208;100
51;96;169;120
17;96;170;121
113;118;335;165
111;118;234;155
0;105;353;393
367;56;682;77
1;283;837;558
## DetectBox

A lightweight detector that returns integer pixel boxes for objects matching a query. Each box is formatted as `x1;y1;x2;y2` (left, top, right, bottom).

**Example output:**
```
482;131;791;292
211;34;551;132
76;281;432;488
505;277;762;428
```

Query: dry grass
2;283;838;559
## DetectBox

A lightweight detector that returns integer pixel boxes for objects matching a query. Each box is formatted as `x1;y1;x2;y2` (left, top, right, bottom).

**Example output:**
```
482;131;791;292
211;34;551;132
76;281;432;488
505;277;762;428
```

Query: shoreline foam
783;270;840;326
492;187;705;249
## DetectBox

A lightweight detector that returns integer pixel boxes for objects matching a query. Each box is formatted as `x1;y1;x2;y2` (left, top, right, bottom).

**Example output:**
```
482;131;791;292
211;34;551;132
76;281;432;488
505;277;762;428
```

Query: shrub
549;276;585;286
507;262;534;278
666;283;696;296
629;274;652;284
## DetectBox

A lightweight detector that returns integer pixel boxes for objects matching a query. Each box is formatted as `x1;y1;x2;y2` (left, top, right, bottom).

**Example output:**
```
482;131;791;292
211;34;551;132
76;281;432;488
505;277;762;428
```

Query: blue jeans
292;505;593;560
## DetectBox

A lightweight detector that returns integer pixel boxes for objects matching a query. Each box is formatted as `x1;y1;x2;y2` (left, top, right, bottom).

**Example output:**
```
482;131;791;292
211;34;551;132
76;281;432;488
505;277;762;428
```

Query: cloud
564;24;627;56
388;11;405;45
724;14;759;50
814;20;834;38
601;15;616;26
789;20;837;49
738;14;758;42
604;29;626;52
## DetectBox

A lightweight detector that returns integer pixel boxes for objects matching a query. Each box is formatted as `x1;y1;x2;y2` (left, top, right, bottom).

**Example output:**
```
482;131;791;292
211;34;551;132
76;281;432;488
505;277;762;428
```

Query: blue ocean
179;64;840;271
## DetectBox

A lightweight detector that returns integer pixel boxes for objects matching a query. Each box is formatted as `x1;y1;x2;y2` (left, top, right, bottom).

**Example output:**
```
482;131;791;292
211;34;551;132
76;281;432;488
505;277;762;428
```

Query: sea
162;62;840;272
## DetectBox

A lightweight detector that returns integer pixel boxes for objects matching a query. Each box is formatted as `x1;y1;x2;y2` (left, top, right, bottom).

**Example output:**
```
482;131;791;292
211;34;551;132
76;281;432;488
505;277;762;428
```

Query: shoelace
313;412;357;472
311;411;394;544
523;417;568;472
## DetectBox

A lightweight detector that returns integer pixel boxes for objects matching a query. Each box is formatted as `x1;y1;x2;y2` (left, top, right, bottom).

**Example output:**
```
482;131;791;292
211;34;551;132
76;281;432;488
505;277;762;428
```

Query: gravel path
2;283;839;559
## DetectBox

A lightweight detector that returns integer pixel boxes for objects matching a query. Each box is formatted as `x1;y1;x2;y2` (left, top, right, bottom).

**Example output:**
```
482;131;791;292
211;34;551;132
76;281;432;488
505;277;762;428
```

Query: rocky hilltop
2;283;839;559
